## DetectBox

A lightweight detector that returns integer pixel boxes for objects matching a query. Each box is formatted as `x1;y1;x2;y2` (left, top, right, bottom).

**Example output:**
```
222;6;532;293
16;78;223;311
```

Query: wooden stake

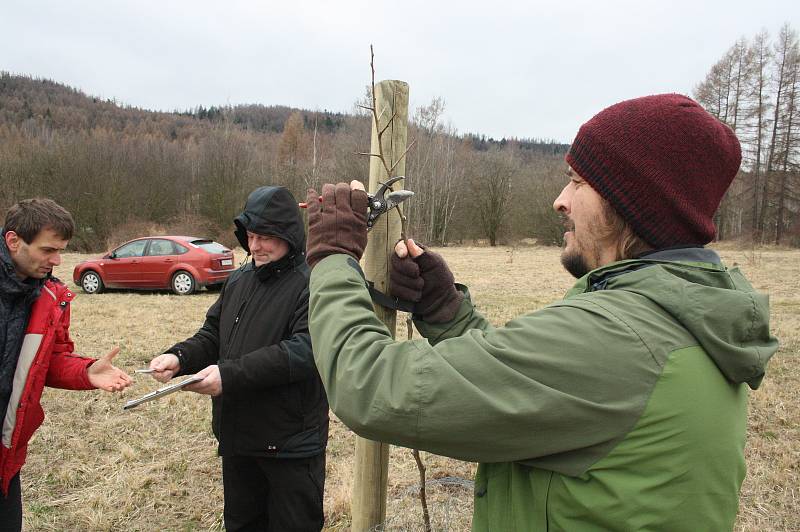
351;79;409;531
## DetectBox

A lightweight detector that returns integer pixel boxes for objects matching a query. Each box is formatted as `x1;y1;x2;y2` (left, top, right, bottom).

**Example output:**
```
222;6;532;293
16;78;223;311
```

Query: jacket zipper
221;279;260;454
226;292;255;349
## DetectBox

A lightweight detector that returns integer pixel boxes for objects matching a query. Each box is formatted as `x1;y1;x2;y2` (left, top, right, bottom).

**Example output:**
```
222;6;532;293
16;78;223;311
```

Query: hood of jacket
233;186;306;257
569;247;777;390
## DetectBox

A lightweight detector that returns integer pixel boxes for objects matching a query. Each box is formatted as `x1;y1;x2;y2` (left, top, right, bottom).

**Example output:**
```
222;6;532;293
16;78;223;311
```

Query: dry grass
21;245;799;531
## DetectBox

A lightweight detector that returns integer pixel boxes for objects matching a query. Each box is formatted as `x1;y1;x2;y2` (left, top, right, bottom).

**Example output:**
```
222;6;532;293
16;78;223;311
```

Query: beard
559;221;607;279
559;214;594;278
560;248;592;279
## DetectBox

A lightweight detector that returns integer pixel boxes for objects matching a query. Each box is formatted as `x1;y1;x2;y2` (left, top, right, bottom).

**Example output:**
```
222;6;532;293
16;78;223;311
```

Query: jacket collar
570;246;724;295
637;246;721;264
253;251;306;282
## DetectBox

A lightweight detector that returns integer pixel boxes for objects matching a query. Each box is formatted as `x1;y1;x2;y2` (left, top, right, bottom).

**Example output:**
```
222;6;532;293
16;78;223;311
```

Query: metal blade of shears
383;190;414;211
367;177;414;230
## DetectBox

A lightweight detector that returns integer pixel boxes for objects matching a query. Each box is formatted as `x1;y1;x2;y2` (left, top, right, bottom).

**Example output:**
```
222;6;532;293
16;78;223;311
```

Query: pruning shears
365;176;414;231
300;176;414;231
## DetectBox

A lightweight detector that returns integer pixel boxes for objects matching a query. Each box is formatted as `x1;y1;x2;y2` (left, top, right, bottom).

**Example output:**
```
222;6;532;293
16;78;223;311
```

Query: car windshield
191;240;229;254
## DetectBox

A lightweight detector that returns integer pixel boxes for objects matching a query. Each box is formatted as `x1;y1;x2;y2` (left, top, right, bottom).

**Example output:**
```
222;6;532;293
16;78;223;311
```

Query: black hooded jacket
167;187;328;458
0;232;44;421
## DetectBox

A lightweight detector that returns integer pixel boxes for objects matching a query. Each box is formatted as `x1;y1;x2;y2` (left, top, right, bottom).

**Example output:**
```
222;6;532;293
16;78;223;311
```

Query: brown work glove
390;252;424;303
390;239;464;323
306;183;369;269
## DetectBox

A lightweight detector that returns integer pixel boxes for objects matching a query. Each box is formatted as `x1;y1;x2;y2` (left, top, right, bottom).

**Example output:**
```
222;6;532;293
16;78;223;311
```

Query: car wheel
80;271;104;294
171;271;195;295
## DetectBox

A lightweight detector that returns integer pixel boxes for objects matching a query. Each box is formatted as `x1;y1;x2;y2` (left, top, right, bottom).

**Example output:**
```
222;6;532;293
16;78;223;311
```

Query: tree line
0;73;567;251
695;22;800;246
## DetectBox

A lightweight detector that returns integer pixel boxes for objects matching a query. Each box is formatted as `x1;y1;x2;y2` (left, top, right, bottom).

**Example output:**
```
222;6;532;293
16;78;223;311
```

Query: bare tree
406;98;467;245
775;29;800;244
746;30;774;241
470;147;519;246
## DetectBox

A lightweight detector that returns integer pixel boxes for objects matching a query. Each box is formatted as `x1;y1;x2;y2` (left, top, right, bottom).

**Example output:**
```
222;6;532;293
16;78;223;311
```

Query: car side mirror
108;252;117;259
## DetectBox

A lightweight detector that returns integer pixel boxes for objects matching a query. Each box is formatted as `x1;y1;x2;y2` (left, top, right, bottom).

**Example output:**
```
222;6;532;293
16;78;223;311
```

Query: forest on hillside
0;73;567;251
0;23;798;250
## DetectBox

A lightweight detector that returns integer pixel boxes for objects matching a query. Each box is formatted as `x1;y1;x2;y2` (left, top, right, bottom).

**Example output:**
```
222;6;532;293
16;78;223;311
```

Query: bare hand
182;365;222;397
149;353;180;383
87;347;133;392
394;238;425;259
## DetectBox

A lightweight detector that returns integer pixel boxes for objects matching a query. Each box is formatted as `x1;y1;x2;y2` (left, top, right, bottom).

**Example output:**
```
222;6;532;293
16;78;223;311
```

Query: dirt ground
20;244;799;531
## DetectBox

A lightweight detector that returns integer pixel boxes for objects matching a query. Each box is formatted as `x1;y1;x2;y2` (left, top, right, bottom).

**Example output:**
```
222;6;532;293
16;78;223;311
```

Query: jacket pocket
276;426;323;458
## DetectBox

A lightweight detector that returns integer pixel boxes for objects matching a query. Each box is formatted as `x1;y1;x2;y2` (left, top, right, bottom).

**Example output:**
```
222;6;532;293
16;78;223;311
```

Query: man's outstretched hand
87;347;133;392
306;181;369;269
390;238;464;323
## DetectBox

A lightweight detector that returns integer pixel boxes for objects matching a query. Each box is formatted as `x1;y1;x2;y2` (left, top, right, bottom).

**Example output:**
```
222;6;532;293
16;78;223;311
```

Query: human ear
4;231;20;253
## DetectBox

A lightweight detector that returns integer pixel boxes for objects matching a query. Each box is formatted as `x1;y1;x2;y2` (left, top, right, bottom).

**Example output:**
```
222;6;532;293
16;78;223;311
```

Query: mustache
559;214;575;231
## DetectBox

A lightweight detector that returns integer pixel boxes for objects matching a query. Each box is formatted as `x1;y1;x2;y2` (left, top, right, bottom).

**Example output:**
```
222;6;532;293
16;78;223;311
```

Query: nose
553;183;571;214
51;253;62;266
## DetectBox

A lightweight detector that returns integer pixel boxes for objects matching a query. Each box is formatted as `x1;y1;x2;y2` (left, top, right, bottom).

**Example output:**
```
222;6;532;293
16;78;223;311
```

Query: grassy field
21;244;799;531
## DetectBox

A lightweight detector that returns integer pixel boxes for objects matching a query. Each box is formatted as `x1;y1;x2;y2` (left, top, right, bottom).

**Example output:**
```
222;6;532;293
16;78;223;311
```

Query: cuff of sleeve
82;359;97;389
175;350;187;374
164;347;187;376
217;361;238;396
414;285;474;337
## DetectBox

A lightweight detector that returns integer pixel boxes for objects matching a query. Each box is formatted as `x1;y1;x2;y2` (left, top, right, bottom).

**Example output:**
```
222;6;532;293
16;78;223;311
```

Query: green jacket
309;248;777;531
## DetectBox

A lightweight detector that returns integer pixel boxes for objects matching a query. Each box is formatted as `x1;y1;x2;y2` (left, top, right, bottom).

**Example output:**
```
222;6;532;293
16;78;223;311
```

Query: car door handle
164;259;174;262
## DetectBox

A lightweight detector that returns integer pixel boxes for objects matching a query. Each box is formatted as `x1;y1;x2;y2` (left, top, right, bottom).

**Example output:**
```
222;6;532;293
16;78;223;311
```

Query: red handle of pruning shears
298;197;322;209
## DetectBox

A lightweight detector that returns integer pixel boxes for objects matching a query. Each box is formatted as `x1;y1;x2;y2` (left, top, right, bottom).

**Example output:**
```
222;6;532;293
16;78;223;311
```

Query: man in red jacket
0;198;132;530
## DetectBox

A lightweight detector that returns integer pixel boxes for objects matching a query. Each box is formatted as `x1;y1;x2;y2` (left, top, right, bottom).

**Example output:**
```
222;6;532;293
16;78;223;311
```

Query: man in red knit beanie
305;93;777;530
559;93;742;276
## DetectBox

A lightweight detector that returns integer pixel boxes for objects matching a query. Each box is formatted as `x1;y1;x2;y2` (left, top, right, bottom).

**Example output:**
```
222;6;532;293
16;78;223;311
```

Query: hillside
0;72;570;251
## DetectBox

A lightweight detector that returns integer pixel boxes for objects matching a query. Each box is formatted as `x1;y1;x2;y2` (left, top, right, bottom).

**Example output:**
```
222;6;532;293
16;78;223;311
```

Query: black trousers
222;454;325;532
0;473;22;532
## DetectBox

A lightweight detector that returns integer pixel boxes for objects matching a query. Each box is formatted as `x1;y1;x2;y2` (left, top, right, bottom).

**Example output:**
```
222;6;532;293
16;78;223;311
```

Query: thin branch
376;105;389;123
369;45;393;176
393;203;410;244
366;47;414;245
378;111;398;137
412;449;432;531
388;139;418;174
404;305;430;531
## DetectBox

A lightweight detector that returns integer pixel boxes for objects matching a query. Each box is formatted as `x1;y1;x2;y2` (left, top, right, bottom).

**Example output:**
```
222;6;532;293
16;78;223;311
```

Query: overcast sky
3;0;798;142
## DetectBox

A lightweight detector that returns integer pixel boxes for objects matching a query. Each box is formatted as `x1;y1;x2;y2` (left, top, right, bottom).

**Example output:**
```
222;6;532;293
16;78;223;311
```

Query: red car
73;236;236;295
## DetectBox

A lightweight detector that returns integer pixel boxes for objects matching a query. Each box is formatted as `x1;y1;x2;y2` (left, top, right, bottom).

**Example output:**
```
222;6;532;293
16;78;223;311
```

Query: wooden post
351;79;409;531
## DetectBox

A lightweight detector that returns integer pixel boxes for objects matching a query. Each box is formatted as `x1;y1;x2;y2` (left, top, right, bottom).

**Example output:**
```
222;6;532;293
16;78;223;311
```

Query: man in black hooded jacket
150;186;328;532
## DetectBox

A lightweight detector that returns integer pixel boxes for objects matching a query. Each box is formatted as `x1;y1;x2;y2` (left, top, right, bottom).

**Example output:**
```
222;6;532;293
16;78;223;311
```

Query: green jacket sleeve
310;254;664;471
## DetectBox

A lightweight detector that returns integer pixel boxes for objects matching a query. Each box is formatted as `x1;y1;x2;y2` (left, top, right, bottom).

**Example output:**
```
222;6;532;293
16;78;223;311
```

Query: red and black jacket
0;280;95;495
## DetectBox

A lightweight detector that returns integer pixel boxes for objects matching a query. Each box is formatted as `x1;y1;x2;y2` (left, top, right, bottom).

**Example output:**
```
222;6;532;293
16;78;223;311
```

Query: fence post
351;78;409;531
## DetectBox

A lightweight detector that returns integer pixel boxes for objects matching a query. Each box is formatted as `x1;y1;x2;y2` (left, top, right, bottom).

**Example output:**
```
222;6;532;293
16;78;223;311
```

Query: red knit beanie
565;93;741;248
